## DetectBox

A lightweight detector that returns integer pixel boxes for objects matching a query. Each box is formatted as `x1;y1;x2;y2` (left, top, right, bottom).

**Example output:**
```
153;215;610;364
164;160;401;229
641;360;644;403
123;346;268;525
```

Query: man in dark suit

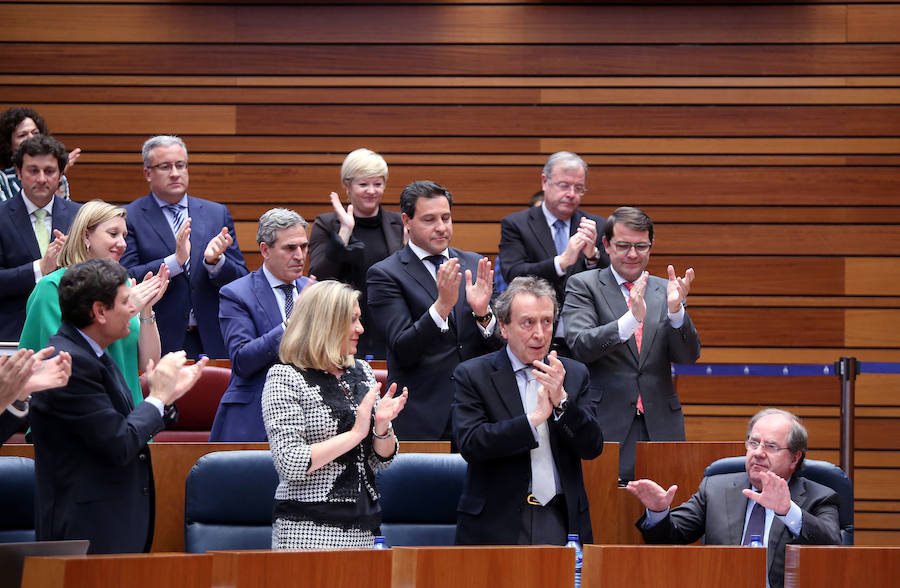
120;135;247;358
0;346;72;446
0;135;80;342
210;208;313;442
563;206;700;481
452;276;603;545
498;151;608;354
29;259;204;553
367;180;497;441
627;409;841;588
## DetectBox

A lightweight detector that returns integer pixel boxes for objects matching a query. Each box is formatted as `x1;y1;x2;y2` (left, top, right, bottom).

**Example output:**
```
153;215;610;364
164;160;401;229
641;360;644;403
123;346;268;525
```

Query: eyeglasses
551;181;587;196
148;161;188;172
745;438;791;454
612;241;652;254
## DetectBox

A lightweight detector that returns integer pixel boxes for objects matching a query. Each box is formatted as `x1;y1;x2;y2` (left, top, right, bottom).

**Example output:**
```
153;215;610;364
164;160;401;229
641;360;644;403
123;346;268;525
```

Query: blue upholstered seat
0;456;36;543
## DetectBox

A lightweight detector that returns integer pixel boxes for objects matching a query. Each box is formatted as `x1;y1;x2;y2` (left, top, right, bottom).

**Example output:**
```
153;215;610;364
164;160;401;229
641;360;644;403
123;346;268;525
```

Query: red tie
623;281;644;414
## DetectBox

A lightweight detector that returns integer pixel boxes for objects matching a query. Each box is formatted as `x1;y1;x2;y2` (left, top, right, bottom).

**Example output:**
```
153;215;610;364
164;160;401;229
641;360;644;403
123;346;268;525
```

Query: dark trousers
517;494;568;545
619;413;650;482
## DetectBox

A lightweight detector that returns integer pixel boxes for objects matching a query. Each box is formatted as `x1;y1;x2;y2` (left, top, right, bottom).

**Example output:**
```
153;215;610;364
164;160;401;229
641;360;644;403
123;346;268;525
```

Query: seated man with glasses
625;408;841;588
561;206;700;481
120;135;247;358
498;151;608;356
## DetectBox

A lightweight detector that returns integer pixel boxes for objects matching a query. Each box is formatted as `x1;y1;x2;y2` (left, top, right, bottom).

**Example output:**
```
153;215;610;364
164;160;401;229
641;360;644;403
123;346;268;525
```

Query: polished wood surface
784;545;900;587
582;545;766;588
20;553;212;588
391;545;573;588
210;549;391;588
582;443;621;544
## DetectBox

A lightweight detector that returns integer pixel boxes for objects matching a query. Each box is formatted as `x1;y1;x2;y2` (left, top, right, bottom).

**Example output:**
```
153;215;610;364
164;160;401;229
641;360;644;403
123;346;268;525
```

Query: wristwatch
472;308;493;324
553;395;569;417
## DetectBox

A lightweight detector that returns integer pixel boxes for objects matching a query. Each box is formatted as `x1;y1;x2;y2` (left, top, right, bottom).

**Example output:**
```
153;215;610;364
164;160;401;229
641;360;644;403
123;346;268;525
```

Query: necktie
552;219;568;255
277;283;295;319
33;209;50;256
165;204;190;275
623;281;644;414
100;352;134;411
522;368;556;505
742;501;766;545
424;254;446;275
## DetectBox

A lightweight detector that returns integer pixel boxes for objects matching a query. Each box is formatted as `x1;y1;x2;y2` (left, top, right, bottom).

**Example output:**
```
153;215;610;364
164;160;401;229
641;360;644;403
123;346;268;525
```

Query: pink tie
623;281;644;414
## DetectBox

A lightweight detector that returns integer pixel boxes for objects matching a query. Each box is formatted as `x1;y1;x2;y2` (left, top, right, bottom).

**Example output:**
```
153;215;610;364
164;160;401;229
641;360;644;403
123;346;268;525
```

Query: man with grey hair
209;208;313;441
121;135;247;358
452;276;603;545
626;408;840;588
498;151;608;356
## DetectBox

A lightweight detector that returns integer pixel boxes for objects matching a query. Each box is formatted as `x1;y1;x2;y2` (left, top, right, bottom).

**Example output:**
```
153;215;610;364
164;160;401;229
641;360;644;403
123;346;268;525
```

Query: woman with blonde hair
307;148;404;359
262;279;407;549
19;200;168;407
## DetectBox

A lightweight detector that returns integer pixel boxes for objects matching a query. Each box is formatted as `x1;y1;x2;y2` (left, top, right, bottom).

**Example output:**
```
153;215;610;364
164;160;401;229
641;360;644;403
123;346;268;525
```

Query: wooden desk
582;442;620;544
582;544;766;588
20;553;212;588
391;545;573;588
784;545;900;587
210;549;392;588
619;441;746;544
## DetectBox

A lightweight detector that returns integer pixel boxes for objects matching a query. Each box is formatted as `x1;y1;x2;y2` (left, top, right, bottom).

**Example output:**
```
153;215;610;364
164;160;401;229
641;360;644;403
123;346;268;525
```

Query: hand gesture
374;382;408;434
64;148;82;174
667;265;694;313
24;347;72;396
743;470;792;516
130;268;166;316
1;349;36;407
577;217;598;258
39;229;67;275
528;379;553;428
557;231;589;271
330;191;355;245
204;227;233;265
352;385;378;442
174;218;192;267
464;257;493;317
146;351;204;405
531;350;567;408
626;479;678;512
434;257;461;319
629;271;649;323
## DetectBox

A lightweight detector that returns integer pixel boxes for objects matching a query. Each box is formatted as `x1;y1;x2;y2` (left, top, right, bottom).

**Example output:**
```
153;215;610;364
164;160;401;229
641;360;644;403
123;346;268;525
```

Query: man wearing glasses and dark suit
497;151;608;356
562;206;700;481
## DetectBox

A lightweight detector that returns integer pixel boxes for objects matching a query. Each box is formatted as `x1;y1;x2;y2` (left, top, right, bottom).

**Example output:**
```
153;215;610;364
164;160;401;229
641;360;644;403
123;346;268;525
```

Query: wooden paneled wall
4;1;898;544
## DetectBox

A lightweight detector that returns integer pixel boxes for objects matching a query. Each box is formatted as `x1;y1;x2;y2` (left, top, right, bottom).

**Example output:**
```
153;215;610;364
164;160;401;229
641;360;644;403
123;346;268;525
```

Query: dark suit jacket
638;472;841;588
498;206;608;308
563;266;700;443
308;207;404;359
0;194;80;341
29;323;166;554
366;245;499;440
0;409;25;446
209;268;312;442
452;349;603;545
120;194;247;358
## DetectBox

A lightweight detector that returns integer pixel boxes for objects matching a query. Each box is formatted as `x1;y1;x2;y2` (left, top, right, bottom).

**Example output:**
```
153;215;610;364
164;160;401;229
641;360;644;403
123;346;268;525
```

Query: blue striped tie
165;204;189;275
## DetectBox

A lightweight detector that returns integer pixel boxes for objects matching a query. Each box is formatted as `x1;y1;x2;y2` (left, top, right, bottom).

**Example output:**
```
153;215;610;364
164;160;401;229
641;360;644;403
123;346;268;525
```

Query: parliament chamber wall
3;0;899;544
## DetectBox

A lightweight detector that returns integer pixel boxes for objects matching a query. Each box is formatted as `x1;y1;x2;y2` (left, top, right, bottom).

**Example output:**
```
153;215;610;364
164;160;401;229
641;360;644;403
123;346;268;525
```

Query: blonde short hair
58;200;127;268
340;148;388;185
278;280;360;371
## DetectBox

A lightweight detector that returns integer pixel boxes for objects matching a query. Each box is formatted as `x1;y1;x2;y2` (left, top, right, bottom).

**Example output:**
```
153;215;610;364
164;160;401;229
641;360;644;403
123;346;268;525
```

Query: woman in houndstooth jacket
262;280;408;549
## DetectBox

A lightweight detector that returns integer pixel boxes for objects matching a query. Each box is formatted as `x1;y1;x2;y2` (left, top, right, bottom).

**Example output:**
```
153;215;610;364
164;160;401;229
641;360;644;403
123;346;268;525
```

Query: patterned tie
277;283;295;319
552;219;568;255
165;204;189;275
742;501;766;545
522;368;556;505
33;209;50;256
424;254;446;274
623;281;644;414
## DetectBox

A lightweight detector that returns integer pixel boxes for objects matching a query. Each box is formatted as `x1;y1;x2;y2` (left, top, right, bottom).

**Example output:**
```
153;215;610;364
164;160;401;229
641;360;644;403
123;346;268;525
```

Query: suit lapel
399;245;439;300
725;475;751;546
50;197;74;233
597;267;640;362
142;194;178;250
186;196;206;275
382;209;404;252
527;206;557;259
250;269;283;328
59;324;132;416
489;350;525;419
8;195;42;259
639;279;666;367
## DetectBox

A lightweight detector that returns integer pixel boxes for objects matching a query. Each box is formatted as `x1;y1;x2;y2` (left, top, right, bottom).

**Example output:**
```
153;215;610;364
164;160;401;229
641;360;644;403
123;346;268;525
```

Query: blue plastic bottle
373;536;389;550
565;533;583;588
749;534;763;548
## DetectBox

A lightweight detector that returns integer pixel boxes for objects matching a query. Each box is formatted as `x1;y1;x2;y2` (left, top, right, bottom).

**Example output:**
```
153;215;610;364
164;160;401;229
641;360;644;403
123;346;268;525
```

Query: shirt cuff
668;305;686;328
618;309;641;342
204;253;226;276
777;501;803;537
164;253;185;277
429;304;450;332
553;256;565;277
32;260;42;283
143;396;165;418
642;507;670;528
476;315;496;337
